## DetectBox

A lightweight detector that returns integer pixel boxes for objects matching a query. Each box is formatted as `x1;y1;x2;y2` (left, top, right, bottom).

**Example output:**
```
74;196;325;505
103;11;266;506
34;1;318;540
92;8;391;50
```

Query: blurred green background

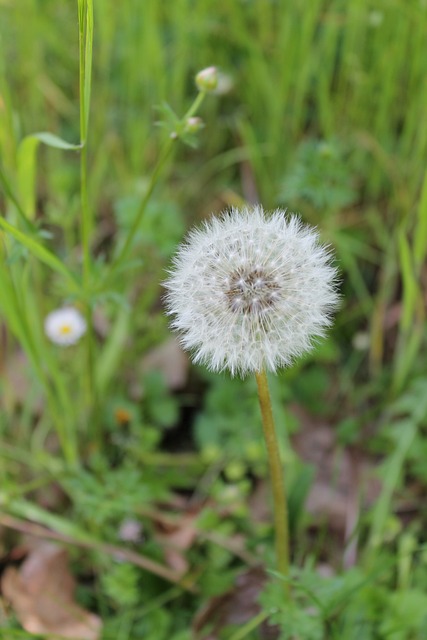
1;1;427;638
1;0;426;396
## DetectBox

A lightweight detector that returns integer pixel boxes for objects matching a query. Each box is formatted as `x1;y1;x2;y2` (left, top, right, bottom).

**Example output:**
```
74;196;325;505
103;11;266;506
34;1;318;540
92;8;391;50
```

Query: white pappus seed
164;205;340;376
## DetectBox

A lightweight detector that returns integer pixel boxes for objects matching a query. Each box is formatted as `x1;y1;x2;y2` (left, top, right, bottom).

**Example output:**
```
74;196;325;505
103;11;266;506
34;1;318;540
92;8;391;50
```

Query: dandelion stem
255;368;290;597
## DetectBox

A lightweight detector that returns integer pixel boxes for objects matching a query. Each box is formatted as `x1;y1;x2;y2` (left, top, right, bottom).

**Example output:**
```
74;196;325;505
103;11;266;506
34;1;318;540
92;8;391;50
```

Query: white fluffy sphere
164;206;339;376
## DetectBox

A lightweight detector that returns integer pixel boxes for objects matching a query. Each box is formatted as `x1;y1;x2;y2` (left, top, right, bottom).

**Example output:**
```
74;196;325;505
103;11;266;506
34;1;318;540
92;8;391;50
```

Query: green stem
78;0;97;443
229;610;270;640
80;134;91;285
78;0;93;286
104;90;207;284
183;89;206;120
84;304;99;445
109;136;175;276
255;368;291;597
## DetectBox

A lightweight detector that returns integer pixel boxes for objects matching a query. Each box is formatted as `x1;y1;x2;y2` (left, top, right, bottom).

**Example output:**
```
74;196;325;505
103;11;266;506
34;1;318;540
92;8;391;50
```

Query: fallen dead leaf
1;349;44;413
154;509;199;577
292;407;381;535
248;480;272;524
141;337;189;390
1;541;101;639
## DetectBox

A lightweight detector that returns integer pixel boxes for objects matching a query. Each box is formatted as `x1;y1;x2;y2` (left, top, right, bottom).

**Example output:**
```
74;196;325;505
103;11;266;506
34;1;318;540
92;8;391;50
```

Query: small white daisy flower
164;206;339;376
44;307;87;346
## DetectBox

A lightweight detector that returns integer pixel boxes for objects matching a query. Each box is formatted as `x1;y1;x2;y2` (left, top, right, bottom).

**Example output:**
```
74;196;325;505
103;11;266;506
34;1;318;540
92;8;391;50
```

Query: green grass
0;1;427;638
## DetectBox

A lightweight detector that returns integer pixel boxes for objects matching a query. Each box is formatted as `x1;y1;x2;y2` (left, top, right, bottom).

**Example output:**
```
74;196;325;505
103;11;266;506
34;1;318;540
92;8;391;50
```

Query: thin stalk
78;0;93;286
110;137;175;275
84;305;98;441
229;610;270;640
78;0;98;442
105;90;207;283
255;368;290;597
80;139;91;284
183;89;206;120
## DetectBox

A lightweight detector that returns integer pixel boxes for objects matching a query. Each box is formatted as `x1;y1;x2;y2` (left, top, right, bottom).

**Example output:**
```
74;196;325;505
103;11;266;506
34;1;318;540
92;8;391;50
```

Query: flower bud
195;66;218;92
184;116;205;134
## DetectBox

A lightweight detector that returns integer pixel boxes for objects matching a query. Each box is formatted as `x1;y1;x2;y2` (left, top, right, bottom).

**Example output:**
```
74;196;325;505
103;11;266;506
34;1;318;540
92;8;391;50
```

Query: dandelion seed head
164;206;339;376
44;307;87;347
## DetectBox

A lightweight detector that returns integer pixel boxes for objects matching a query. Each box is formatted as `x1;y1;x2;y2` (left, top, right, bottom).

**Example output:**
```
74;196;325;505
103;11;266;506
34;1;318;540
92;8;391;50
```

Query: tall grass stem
78;0;98;443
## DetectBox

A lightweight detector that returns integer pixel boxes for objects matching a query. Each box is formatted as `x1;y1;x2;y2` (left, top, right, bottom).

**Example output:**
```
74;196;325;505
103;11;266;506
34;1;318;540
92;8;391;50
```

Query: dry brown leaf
248;480;272;524
292;407;381;535
141;338;189;390
1;541;101;639
155;511;199;577
1;350;44;413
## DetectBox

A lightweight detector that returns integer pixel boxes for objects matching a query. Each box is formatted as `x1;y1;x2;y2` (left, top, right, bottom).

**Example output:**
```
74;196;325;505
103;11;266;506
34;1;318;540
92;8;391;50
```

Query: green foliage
194;373;294;475
0;0;427;638
62;463;169;532
279;139;358;212
101;563;142;608
195;374;262;460
156;102;205;148
369;376;427;551
114;195;185;258
380;590;427;639
103;604;192;640
259;566;427;640
142;371;180;428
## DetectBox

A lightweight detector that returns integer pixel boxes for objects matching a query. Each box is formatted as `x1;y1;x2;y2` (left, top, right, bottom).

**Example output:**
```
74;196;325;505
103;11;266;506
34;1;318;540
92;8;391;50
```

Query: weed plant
0;1;427;639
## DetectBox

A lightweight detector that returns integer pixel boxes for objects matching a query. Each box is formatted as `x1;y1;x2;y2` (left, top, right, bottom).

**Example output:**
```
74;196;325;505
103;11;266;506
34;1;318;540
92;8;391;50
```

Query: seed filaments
165;206;339;375
225;267;280;314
